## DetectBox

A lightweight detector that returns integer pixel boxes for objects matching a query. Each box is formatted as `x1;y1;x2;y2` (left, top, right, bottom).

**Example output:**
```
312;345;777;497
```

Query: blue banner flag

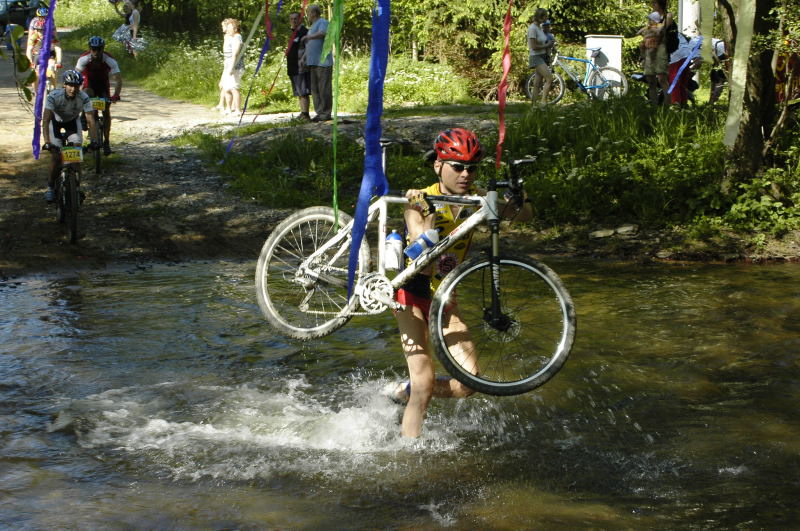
347;0;390;296
32;0;58;160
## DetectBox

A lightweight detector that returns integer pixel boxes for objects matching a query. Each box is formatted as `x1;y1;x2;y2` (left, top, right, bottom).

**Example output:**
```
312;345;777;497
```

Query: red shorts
395;288;432;320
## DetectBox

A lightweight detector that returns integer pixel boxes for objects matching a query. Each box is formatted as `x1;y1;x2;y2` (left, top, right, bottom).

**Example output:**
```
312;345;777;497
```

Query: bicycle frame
554;53;604;92
296;191;505;310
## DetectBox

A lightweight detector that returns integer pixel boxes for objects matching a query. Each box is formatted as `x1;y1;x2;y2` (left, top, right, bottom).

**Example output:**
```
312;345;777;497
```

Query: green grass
56;0;799;236
55;3;475;112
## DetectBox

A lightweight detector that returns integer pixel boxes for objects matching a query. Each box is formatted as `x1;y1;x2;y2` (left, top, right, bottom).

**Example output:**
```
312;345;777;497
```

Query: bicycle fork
484;191;514;332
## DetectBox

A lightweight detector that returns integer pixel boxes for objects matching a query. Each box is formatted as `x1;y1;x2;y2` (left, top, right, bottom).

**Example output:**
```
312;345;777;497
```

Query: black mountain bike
85;97;107;175
44;143;84;244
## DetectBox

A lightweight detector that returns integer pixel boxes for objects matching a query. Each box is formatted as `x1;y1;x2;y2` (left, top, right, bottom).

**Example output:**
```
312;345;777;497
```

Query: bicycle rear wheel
255;206;372;340
525;71;564;104
429;253;576;396
588;66;628;99
64;168;79;244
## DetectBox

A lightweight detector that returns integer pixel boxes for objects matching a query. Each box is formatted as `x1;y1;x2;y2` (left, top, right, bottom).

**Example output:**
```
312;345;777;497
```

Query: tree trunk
727;0;778;182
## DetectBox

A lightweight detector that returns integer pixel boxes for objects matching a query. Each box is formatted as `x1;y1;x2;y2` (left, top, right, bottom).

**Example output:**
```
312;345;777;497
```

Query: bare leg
657;72;670;106
231;88;241;113
536;63;553;105
394;304;477;438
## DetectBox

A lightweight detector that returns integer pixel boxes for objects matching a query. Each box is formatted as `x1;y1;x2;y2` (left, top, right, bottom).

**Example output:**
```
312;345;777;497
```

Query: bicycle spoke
430;255;575;396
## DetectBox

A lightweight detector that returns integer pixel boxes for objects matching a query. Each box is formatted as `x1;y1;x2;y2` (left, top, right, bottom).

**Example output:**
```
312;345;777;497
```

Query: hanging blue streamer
32;0;58;160
667;35;702;94
347;0;390;297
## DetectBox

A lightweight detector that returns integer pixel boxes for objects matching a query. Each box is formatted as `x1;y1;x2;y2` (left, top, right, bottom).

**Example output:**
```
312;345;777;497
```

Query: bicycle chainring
357;273;394;315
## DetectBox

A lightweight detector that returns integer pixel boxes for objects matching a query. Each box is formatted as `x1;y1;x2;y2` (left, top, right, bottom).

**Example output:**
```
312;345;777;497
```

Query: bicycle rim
588;66;628;99
429;254;576;396
255;207;371;340
66;169;79;244
526;71;564;104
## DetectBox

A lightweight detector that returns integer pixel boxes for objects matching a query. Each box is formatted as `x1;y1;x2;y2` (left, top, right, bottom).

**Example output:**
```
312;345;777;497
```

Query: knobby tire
65;168;79;244
255;207;371;340
588;66;628;99
428;253;576;396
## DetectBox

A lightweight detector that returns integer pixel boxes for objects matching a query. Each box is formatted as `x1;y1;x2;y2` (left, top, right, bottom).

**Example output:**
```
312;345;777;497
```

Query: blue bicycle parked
526;47;628;104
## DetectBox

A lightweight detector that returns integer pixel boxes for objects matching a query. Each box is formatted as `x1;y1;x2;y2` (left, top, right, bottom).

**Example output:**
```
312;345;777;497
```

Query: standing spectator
218;18;244;116
637;11;663;68
301;4;332;122
287;11;311;121
667;31;692;107
709;37;730;104
113;0;141;57
527;8;552;106
644;0;673;106
26;7;62;95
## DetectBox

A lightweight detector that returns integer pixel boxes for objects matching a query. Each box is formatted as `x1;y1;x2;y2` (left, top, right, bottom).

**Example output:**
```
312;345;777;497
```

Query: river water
2;259;798;529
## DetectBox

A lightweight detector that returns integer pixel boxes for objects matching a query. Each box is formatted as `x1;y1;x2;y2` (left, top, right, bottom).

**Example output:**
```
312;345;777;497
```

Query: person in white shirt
527;8;552;105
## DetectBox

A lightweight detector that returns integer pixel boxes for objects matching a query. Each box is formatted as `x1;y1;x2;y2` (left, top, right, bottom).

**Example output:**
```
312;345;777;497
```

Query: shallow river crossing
2;259;799;528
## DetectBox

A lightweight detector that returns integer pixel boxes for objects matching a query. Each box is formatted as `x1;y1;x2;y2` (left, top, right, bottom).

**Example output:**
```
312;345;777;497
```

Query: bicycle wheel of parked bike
525;71;565;104
588;66;628;99
64;168;79;244
256;206;372;340
429;253;576;396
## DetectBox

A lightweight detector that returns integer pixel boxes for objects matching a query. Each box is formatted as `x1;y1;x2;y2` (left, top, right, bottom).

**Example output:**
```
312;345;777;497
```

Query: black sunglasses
443;160;479;173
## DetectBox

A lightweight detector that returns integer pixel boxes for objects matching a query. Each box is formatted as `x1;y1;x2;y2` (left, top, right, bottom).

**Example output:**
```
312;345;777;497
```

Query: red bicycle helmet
433;128;484;163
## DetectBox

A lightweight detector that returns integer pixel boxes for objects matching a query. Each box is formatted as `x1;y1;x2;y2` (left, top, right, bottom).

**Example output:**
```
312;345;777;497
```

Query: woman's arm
228;36;242;74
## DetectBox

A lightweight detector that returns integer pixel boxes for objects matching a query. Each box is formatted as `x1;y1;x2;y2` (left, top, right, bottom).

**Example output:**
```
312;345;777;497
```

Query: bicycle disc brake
356;273;397;314
482;306;521;343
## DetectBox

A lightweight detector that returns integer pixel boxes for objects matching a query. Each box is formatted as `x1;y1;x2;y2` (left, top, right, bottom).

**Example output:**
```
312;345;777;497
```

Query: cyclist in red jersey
75;36;123;155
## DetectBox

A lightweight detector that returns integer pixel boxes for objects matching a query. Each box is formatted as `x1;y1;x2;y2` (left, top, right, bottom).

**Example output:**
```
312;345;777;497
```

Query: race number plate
61;146;83;163
90;98;107;111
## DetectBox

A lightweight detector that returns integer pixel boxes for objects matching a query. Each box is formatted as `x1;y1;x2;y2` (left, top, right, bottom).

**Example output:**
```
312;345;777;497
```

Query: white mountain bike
255;141;576;396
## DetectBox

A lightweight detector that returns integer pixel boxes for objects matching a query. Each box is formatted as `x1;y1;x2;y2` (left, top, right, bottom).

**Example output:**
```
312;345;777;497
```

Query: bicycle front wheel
65;168;79;244
429;253;576;396
255;206;372;340
94;114;103;175
588;66;628;99
525;71;564;104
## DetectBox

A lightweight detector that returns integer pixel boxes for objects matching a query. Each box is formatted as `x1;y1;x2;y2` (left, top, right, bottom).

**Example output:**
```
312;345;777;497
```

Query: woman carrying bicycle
527;8;552;106
384;129;532;437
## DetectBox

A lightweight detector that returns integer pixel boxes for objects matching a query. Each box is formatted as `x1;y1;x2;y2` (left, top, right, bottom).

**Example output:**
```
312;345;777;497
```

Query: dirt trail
0;51;297;278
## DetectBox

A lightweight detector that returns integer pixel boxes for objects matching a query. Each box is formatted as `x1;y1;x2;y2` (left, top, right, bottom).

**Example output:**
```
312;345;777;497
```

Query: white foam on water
57;375;514;483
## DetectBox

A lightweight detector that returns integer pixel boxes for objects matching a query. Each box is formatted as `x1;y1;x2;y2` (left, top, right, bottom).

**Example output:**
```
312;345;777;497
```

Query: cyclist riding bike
75;36;122;156
384;128;532;438
41;70;100;201
25;8;62;96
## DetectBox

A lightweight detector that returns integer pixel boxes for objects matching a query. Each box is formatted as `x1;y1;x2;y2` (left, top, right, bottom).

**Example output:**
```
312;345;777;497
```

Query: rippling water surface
1;259;799;528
